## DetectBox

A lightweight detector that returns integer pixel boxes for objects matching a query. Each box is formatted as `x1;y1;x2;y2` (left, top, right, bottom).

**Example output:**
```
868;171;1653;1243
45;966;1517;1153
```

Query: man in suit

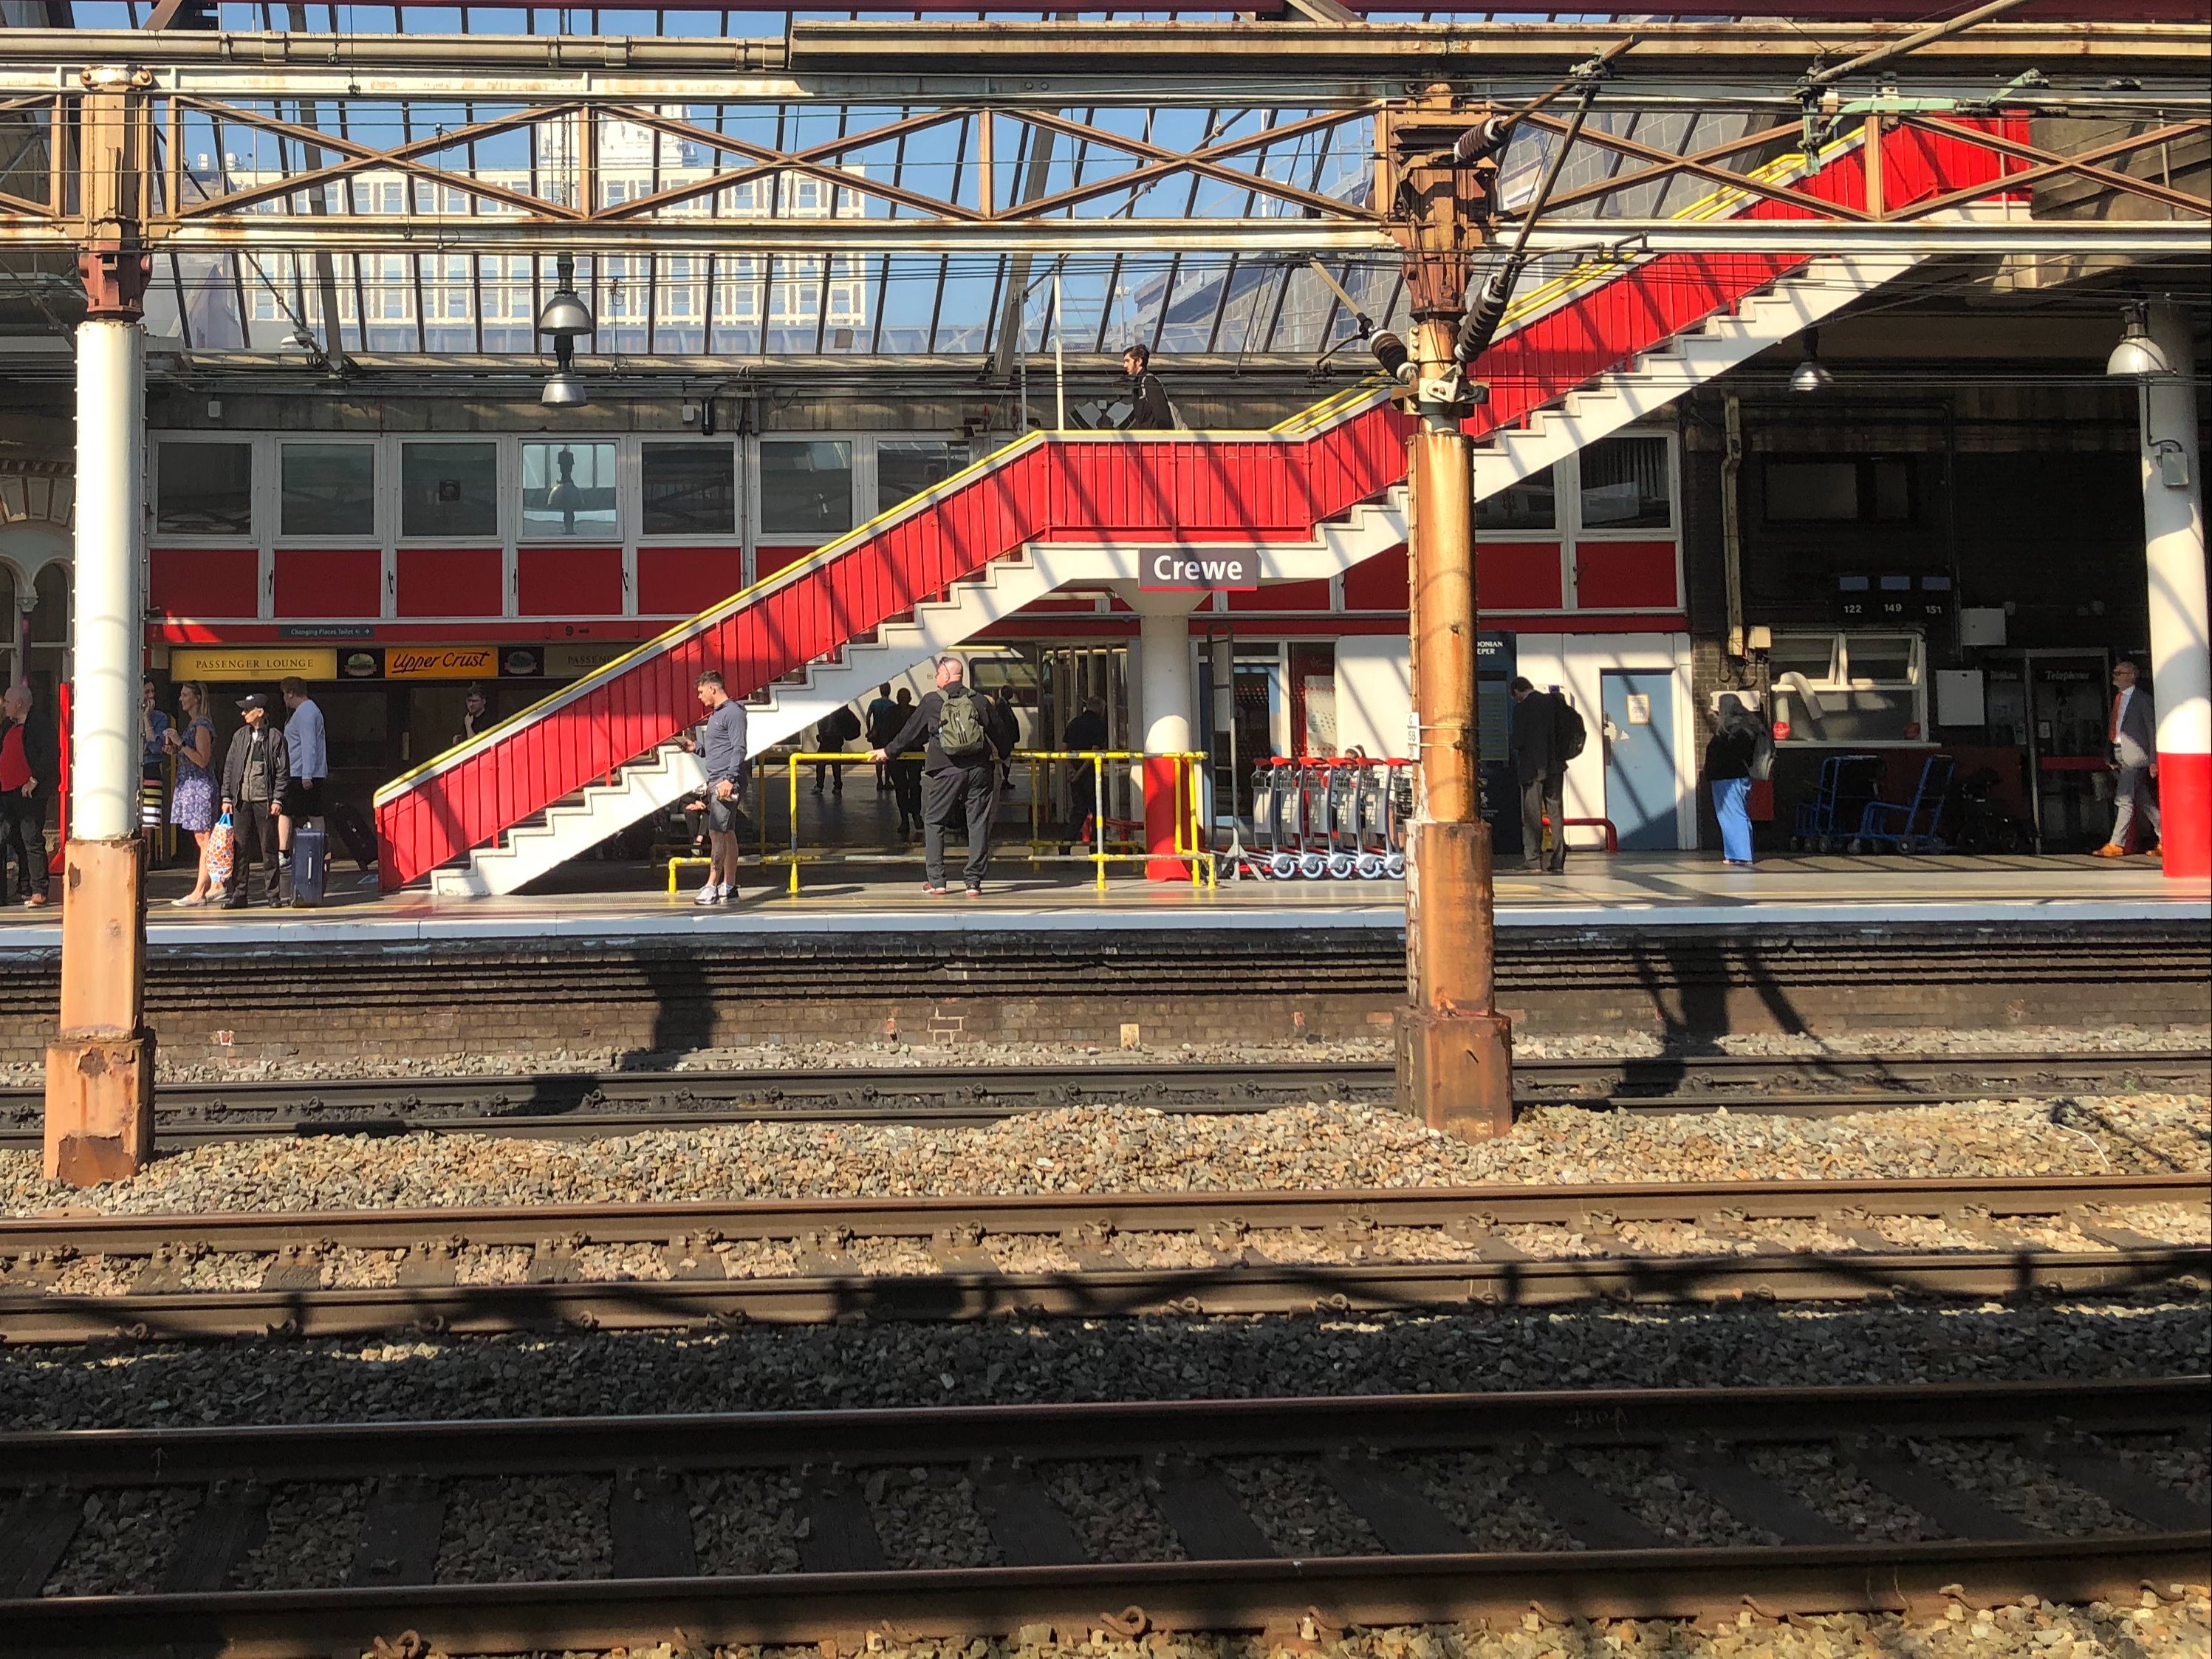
2098;657;2160;858
1509;675;1567;875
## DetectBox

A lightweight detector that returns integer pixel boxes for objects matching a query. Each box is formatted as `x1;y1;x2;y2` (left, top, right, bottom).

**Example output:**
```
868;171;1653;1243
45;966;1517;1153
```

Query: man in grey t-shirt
692;670;749;904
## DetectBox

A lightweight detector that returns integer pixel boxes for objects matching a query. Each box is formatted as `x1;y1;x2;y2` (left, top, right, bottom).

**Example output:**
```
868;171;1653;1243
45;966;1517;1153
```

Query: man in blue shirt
693;670;749;904
278;675;328;890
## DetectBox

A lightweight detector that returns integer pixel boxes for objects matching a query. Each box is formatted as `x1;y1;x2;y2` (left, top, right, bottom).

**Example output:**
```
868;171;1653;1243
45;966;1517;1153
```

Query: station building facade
1;304;2194;865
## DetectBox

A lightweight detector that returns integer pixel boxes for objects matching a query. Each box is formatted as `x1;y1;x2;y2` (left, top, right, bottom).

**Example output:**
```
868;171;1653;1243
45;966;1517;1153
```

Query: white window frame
1455;427;1684;617
634;434;744;545
752;432;863;550
1564;428;1684;615
273;436;381;546
149;432;261;544
869;434;973;523
1768;629;1933;748
394;434;506;547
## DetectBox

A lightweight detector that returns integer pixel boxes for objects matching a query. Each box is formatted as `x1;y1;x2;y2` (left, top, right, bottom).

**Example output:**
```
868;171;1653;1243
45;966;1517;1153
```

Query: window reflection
521;441;619;538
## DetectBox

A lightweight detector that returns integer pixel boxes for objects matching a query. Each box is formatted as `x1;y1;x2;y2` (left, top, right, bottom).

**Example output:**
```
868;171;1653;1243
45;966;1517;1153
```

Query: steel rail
1;1175;2201;1341
2;1378;2203;1655
4;1171;2200;1251
1;1050;2197;1146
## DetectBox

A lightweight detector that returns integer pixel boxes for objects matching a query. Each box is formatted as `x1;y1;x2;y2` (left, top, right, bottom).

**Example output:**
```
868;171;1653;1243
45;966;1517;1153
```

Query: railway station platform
0;850;2200;951
0;853;2202;1070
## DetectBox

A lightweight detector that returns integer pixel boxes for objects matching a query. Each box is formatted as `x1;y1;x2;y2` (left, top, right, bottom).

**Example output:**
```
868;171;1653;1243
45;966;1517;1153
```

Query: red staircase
373;122;2015;892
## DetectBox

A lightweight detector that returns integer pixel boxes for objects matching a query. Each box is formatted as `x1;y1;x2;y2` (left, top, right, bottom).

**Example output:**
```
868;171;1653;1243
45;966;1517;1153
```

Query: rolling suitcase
290;824;328;907
326;801;380;872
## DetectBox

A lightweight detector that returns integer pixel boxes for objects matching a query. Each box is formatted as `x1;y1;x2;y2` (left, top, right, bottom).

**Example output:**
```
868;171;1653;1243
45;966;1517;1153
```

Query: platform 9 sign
1140;550;1259;592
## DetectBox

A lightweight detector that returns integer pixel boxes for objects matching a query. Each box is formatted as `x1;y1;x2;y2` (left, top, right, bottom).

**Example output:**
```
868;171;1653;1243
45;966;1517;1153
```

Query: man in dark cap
220;692;291;909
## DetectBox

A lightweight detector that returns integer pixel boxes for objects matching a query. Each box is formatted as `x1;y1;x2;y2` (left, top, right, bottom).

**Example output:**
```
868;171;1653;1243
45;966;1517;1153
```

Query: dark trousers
1;793;44;900
1066;763;1100;838
1520;776;1566;872
889;759;923;829
227;800;284;899
922;764;999;888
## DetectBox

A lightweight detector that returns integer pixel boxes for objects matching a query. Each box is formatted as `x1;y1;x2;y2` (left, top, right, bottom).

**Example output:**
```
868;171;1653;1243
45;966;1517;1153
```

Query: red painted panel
273;547;380;619
1478;541;1565;611
397;547;502;618
1227;579;1333;613
755;544;816;580
1477;541;1566;615
149;547;258;620
640;546;746;615
1573;540;1679;610
518;546;623;617
1340;545;1408;612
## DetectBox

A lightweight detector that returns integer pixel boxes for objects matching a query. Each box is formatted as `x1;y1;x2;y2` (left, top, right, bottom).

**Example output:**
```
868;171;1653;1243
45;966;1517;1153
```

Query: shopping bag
205;812;236;887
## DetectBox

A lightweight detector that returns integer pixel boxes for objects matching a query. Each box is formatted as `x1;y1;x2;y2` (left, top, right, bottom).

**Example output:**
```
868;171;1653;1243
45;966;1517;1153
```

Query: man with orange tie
2097;657;2160;858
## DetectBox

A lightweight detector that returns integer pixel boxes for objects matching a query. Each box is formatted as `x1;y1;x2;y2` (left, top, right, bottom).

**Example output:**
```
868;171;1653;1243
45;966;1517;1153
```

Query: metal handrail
756;750;1214;896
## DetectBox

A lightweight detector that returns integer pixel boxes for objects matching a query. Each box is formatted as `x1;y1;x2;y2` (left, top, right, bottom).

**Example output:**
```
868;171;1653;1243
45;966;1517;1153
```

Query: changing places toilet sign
1140;548;1260;592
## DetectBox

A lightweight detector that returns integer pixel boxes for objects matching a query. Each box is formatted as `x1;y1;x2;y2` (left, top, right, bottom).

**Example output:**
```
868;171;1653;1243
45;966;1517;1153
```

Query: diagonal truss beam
590;104;981;224
1516;109;1874;222
1007;107;1373;223
1898;113;2210;219
1531;117;1805;216
171;98;585;222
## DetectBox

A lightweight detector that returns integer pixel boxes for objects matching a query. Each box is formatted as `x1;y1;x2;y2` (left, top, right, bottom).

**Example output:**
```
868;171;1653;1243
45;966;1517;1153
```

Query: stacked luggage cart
1237;755;1414;880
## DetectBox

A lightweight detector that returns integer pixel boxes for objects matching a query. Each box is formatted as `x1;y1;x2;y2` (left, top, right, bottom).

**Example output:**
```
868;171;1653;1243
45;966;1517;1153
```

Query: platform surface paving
0;852;2199;951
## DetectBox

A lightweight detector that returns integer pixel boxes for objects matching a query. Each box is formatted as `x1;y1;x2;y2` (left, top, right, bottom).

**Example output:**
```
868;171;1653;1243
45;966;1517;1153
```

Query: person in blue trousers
1705;694;1767;866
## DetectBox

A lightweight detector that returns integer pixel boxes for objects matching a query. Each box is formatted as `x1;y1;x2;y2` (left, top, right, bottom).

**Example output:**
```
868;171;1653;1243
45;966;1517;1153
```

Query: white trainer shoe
694;880;723;906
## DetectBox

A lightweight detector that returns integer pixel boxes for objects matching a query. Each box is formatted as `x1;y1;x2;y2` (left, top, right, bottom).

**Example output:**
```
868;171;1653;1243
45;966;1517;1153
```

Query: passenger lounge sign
1140;549;1259;592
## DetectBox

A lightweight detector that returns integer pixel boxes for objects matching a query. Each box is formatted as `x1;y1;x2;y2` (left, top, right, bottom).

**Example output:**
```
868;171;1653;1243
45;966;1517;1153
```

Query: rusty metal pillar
1381;90;1515;1141
47;68;157;1186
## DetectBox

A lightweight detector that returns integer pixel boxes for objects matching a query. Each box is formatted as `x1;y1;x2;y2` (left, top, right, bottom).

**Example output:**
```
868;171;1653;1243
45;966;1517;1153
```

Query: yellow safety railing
710;750;1216;896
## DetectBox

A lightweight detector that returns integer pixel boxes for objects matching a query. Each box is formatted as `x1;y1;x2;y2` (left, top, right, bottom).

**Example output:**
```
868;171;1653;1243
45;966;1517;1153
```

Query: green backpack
936;688;992;762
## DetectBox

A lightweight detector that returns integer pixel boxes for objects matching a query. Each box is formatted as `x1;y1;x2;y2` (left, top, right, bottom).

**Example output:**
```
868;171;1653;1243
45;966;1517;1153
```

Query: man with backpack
1118;344;1174;431
1509;676;1584;875
869;656;1014;897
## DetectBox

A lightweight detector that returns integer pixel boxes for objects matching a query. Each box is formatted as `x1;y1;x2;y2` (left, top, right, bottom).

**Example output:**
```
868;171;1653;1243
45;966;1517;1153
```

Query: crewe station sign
1140;550;1259;592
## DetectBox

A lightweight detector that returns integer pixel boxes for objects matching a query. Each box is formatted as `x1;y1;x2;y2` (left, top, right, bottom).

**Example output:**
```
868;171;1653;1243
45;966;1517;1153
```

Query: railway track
3;1378;2204;1655
1;1050;2202;1148
4;1174;2202;1341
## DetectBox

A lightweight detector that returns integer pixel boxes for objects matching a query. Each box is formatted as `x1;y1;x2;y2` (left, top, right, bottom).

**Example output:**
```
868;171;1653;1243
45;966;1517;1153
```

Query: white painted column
1137;606;1196;757
2143;301;2209;880
1124;588;1201;878
71;316;145;843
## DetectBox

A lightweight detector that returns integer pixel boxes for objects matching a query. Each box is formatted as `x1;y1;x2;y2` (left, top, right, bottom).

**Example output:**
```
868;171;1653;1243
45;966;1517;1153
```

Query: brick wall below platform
0;925;2205;1069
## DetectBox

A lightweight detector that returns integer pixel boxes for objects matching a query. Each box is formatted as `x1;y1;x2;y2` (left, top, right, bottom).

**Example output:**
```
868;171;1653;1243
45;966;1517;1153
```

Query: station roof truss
0;15;2204;374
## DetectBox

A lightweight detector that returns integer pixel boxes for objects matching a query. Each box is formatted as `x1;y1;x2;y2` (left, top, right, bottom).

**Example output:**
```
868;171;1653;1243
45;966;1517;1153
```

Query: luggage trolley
1240;755;1415;880
1247;757;1302;880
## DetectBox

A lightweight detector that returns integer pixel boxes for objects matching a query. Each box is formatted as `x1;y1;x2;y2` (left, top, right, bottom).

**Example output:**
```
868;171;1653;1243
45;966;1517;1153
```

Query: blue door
1600;671;1679;851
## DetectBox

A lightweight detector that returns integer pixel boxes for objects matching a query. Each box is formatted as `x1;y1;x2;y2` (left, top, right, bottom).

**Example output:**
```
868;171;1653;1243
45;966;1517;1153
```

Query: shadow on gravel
2;1285;2204;1432
2055;1099;2206;1171
7;1248;2205;1348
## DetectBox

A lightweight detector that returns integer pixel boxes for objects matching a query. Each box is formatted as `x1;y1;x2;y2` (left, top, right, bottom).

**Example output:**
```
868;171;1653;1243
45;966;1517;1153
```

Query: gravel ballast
299;1593;2212;1659
4;1293;2201;1434
3;1095;2204;1217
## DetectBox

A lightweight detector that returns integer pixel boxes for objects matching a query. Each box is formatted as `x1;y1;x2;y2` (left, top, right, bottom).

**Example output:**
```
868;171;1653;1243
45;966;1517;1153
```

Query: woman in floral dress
165;681;222;906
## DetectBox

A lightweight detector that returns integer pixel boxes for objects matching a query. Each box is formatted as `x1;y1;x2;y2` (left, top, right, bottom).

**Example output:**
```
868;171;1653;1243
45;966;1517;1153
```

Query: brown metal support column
1383;91;1514;1141
1399;318;1513;1141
